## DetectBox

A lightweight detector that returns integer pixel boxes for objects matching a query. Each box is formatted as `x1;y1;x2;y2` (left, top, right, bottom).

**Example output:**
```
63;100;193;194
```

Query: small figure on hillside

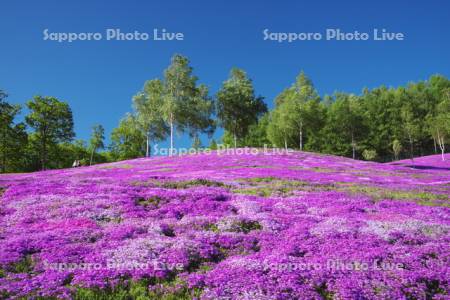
72;160;81;168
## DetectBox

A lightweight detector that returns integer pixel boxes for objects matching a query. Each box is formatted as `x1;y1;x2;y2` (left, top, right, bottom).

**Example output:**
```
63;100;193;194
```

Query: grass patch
245;176;278;183
203;223;220;232
135;196;166;209
74;277;201;300
205;220;262;234
237;220;262;233
161;179;228;189
151;168;175;173
7;255;34;273
341;185;449;205
233;177;449;206
310;167;336;173
233;178;333;197
100;164;134;170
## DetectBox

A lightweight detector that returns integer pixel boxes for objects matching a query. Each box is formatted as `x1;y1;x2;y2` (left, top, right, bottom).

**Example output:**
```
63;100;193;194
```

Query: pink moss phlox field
0;150;449;299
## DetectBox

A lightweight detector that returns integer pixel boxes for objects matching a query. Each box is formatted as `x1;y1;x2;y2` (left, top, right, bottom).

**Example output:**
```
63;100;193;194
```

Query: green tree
183;84;215;144
360;87;403;161
162;54;199;155
428;97;450;161
399;89;421;160
133;79;169;157
267;103;293;150
392;139;402;161
362;149;377;161
268;71;323;151
216;68;267;148
209;139;218;150
89;124;105;165
25;96;74;170
426;76;450;153
110;114;146;160
243;113;271;147
322;93;366;159
192;136;202;150
56;140;97;168
0;91;28;173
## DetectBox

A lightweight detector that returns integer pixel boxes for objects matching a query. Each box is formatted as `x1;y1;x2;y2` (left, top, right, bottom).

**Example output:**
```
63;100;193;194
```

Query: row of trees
0;93;107;172
110;55;267;160
113;55;448;162
110;55;215;160
1;54;449;172
246;72;450;162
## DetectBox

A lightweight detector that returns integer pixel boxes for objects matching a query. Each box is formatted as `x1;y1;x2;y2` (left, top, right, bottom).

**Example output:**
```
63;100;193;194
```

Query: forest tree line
1;54;449;173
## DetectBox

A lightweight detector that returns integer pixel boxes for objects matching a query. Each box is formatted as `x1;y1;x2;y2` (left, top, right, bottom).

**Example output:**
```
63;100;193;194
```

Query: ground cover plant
0;150;449;299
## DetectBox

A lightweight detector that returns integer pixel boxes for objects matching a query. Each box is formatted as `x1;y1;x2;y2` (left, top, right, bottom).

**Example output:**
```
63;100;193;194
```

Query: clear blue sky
1;0;449;149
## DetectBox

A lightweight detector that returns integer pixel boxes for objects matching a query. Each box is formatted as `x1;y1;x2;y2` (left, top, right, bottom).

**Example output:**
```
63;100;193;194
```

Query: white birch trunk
170;114;174;156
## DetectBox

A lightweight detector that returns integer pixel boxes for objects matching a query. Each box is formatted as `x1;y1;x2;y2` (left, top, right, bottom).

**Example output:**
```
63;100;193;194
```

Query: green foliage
362;149;378;161
133;79;169;157
191;135;202;149
399;88;421;159
242;113;271;147
320;93;367;159
209;139;218;150
163;54;214;153
74;278;199;300
427;95;450;160
118;54;214;157
0;91;28;173
267;71;325;150
161;178;227;189
2;66;450;173
343;185;448;206
216;68;267;147
183;84;215;141
392;139;402;160
89;124;105;165
25;96;75;170
267;101;293;149
110;114;146;160
357;76;450;161
135;196;166;209
8;255;34;273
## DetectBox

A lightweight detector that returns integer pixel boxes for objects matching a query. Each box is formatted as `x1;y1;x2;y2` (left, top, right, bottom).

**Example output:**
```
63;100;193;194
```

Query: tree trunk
433;137;437;154
351;132;356;160
437;131;445;161
170;114;174;156
299;122;303;151
146;134;150;157
284;137;287;151
90;148;95;166
42;137;47;171
408;133;414;162
1;126;5;173
234;133;237;149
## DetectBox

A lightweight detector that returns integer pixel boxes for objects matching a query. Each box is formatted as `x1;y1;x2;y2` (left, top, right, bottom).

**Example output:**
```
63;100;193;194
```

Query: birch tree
268;71;322;151
133;79;169;157
163;54;198;155
429;98;450;161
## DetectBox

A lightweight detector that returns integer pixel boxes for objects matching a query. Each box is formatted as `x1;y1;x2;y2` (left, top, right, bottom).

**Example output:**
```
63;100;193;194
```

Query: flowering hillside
0;150;449;299
391;153;450;170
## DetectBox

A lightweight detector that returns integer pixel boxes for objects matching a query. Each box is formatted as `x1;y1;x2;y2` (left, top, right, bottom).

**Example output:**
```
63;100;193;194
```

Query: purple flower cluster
0;150;448;299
